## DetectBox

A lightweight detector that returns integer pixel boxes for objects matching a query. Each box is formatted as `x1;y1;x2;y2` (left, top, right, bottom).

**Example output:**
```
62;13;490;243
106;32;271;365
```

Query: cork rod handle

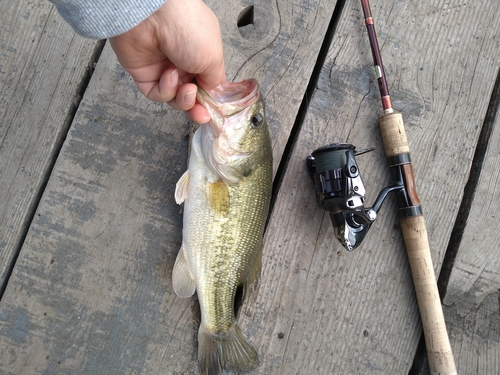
379;113;457;375
401;216;456;374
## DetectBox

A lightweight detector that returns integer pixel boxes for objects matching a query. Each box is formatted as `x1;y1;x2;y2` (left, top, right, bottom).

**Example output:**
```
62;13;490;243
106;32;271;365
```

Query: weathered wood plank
221;0;337;173
236;0;500;374
0;0;101;287
445;291;500;374
0;0;339;374
442;77;500;373
443;86;500;314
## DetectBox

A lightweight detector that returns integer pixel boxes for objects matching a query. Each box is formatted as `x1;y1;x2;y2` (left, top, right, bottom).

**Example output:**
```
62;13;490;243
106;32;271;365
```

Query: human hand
109;0;225;123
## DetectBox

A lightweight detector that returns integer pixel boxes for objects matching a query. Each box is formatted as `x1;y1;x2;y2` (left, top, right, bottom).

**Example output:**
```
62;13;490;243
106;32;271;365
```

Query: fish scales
186;140;271;331
173;79;272;375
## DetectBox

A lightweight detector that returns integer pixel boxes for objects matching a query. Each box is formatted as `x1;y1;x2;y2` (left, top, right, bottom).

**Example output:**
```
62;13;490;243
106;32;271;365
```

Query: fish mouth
197;79;260;121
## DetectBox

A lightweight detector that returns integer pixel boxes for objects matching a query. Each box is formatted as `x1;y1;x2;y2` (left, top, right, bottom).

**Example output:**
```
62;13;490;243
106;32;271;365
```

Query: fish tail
198;321;259;375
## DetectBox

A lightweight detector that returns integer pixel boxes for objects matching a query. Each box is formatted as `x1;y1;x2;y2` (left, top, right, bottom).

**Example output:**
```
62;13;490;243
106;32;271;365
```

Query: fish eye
251;113;263;127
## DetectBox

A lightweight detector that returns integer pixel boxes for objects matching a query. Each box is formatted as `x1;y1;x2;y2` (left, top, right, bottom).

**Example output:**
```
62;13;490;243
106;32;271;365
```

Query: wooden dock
1;0;499;373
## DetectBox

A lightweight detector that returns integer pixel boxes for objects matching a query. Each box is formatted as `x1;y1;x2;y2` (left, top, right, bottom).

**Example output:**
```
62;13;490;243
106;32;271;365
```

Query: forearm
49;0;167;39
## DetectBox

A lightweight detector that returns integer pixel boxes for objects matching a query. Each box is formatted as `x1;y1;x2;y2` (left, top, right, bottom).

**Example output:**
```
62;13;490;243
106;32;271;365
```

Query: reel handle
379;112;457;375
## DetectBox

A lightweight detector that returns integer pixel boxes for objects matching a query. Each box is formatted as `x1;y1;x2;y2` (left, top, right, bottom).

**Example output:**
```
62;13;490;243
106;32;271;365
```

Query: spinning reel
306;143;407;251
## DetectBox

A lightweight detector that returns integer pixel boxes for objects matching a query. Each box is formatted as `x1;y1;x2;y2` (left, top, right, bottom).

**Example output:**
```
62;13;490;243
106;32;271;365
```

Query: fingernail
168;69;178;87
184;90;196;105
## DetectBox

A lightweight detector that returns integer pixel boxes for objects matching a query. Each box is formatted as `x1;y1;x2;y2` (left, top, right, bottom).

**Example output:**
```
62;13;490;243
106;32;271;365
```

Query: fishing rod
360;0;457;373
306;0;457;373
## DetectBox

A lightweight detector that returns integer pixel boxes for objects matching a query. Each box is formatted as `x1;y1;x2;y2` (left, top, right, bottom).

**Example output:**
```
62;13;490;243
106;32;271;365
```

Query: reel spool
307;143;402;251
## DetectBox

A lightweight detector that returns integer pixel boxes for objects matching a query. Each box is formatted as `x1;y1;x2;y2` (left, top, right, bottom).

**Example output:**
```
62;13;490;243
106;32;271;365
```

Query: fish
172;79;272;374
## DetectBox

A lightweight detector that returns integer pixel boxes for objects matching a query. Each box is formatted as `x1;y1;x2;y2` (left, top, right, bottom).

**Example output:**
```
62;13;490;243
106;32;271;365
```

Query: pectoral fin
207;180;230;216
175;171;189;204
172;245;196;298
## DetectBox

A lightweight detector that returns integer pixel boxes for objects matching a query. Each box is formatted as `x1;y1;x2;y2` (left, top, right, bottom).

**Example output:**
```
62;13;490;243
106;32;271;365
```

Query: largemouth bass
173;79;272;374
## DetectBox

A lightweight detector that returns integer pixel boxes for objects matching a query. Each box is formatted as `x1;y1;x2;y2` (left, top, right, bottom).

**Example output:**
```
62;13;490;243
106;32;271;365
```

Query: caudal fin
198;322;259;375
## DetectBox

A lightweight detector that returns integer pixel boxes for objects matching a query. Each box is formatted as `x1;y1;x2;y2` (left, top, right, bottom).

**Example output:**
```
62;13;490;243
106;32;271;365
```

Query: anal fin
243;241;263;300
172;245;196;298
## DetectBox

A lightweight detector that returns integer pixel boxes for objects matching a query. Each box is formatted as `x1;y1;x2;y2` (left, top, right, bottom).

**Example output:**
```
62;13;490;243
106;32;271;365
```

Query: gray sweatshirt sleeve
49;0;167;39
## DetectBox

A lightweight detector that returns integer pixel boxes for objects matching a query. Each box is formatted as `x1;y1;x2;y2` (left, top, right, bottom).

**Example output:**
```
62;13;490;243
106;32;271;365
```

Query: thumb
196;59;226;91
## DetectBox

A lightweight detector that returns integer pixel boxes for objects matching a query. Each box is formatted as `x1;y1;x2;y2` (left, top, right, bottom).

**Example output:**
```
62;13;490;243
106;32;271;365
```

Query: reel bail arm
306;142;409;251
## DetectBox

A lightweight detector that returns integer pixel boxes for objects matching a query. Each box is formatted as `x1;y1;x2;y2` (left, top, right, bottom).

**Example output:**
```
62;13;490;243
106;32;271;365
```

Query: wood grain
443;94;500;314
0;0;340;374
445;291;500;374
442;76;500;374
1;0;500;374
236;0;500;374
0;0;100;287
219;0;340;175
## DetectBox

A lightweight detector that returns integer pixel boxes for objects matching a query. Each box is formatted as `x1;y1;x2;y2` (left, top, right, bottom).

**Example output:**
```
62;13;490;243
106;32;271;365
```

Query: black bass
173;79;272;374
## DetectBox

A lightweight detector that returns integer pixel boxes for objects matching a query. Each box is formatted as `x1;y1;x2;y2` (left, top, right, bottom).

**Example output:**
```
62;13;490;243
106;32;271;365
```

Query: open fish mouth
197;79;260;119
196;79;265;180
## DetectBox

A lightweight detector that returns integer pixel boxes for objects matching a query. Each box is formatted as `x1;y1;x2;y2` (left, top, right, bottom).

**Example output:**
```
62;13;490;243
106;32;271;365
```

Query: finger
196;58;226;91
166;82;198;111
186;103;211;124
134;67;179;102
166;85;210;124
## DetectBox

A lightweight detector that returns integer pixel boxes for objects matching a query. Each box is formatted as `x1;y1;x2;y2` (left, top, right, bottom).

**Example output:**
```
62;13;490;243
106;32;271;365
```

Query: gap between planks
269;0;347;220
0;40;106;300
409;67;500;375
438;66;500;296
